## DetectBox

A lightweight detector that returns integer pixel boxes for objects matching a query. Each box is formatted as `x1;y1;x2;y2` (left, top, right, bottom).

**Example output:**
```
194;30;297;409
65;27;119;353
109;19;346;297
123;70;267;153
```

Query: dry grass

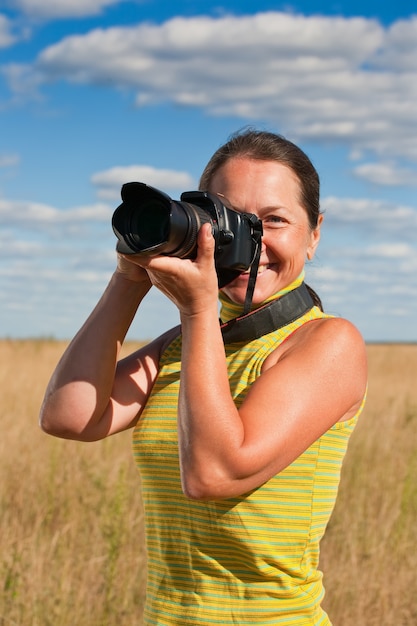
0;340;146;626
1;340;416;625
321;344;417;625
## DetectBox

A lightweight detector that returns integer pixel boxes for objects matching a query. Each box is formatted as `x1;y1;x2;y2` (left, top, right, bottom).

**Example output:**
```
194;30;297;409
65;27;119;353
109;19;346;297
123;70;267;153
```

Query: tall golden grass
0;339;416;625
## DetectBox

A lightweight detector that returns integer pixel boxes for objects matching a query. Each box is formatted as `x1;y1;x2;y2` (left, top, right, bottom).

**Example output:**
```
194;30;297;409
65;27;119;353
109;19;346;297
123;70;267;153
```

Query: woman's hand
127;224;219;317
116;252;153;287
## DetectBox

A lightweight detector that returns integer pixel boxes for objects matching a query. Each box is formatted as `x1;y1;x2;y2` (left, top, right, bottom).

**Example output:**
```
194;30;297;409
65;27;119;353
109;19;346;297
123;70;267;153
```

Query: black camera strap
241;217;263;316
220;282;314;344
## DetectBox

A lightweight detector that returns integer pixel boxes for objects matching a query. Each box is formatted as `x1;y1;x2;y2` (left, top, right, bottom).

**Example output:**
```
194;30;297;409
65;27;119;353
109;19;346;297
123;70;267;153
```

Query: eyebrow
216;193;287;212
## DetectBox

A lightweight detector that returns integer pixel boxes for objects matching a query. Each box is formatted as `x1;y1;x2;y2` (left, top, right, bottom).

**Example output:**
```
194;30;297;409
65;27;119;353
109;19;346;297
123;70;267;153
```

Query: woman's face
208;157;322;305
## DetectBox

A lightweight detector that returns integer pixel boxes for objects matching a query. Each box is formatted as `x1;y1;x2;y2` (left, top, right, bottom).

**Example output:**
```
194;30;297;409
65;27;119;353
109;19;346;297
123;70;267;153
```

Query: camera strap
220;282;314;344
241;219;263;316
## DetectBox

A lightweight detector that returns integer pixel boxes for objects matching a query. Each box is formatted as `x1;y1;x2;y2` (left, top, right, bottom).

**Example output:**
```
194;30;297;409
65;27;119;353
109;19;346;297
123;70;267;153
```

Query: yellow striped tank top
133;285;365;625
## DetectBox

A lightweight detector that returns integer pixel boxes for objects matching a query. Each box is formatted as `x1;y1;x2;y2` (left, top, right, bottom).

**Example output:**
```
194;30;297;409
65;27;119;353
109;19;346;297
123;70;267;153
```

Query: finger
198;223;215;257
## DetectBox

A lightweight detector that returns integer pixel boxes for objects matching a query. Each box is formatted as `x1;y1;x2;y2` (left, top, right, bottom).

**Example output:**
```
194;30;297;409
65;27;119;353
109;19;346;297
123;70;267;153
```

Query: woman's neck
219;271;305;324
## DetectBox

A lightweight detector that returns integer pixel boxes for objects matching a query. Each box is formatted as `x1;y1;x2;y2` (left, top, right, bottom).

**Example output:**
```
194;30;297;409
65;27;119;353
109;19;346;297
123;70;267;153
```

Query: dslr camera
112;182;263;288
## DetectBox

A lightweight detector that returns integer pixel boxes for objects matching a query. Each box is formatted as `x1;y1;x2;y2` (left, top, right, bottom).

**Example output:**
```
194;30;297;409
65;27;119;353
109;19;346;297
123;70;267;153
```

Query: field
0;339;416;625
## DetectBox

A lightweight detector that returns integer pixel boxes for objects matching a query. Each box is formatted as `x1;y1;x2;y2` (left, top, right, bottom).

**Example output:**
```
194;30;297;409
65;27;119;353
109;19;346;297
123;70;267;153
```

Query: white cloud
0;14;17;48
0;198;113;243
5;12;413;165
0;198;111;224
371;16;417;71
9;0;122;19
307;193;417;336
322;196;417;241
365;243;416;259
91;165;196;200
0;153;20;167
352;161;417;186
1;63;44;100
308;235;417;338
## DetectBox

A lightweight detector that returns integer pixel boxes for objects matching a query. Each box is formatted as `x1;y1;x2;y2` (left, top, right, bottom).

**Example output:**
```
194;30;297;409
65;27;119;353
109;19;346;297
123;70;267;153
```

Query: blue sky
1;1;416;342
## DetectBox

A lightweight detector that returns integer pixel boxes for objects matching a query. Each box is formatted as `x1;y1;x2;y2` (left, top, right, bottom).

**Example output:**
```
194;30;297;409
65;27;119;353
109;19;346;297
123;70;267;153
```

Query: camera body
112;182;262;288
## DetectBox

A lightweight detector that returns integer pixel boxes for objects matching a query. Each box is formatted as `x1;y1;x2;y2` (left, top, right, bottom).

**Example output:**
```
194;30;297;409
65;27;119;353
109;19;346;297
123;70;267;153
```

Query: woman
40;129;367;625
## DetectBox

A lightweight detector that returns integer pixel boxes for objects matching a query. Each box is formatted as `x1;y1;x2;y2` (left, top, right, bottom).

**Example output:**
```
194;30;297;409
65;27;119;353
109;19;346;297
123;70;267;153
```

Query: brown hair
199;128;323;309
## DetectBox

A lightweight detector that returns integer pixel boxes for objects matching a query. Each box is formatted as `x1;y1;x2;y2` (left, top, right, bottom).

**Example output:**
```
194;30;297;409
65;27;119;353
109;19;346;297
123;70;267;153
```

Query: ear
306;213;323;261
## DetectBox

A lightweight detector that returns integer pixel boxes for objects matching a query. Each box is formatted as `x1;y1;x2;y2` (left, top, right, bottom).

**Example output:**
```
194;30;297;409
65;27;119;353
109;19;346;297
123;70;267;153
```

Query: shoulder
306;315;365;349
266;315;367;376
258;316;367;424
298;316;366;365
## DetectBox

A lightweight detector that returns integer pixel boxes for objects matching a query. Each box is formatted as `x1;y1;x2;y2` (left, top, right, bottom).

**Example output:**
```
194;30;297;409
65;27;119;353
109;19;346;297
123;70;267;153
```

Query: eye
262;215;286;228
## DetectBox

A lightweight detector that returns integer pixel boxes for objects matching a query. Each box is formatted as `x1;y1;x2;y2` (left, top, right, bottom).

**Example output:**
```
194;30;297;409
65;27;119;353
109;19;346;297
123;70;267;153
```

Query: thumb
198;223;215;256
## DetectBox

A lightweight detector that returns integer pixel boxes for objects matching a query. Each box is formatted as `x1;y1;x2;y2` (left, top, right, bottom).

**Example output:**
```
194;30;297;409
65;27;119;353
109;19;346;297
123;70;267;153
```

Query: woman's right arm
39;261;166;442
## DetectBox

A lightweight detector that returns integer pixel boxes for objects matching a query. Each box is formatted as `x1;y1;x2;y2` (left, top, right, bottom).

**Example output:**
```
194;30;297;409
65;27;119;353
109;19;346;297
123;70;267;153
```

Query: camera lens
129;199;169;248
112;183;214;258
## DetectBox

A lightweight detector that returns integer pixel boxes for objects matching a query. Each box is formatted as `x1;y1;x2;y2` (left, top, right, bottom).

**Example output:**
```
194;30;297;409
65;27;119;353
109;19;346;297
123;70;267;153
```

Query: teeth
242;264;271;276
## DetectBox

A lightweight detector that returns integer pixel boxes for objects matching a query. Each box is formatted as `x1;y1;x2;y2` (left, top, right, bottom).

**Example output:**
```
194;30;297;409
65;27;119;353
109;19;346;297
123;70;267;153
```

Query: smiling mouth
242;263;275;276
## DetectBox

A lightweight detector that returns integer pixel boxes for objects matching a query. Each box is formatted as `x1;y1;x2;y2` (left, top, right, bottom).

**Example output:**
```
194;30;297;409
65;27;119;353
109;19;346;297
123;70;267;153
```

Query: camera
112;182;263;288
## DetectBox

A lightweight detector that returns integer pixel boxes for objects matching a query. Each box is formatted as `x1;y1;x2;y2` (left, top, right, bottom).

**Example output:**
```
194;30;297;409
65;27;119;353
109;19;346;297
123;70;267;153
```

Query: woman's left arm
178;312;366;500
176;232;367;501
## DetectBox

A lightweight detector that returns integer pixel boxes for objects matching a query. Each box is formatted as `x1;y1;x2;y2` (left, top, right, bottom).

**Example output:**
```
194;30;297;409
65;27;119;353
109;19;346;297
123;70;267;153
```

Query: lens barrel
112;182;211;258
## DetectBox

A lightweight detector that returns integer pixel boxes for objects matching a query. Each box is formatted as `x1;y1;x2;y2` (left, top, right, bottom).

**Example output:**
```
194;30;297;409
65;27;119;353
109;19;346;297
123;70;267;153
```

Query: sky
0;0;416;343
